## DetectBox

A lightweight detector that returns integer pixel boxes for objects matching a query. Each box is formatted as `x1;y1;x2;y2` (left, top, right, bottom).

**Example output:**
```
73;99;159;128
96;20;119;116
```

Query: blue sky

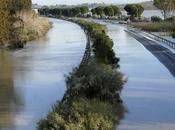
32;0;150;5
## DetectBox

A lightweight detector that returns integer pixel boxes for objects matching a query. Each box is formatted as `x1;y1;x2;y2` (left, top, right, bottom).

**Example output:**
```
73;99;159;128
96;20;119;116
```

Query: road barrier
80;30;91;66
150;33;175;49
126;27;175;50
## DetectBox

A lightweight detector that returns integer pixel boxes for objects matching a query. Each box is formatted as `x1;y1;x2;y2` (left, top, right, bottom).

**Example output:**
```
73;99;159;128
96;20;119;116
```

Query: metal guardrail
150;33;175;49
79;30;91;66
47;16;92;66
126;27;175;50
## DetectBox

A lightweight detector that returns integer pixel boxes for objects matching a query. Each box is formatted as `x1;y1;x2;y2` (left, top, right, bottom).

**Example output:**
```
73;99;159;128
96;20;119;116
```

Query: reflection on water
105;23;175;130
0;50;24;128
0;19;86;130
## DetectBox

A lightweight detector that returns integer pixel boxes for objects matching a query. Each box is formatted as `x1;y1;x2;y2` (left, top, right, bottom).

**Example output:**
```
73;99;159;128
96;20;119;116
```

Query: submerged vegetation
38;19;126;130
0;0;51;49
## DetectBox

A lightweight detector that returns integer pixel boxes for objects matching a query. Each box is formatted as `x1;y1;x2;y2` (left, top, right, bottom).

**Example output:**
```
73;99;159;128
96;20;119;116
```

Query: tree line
91;5;121;16
39;4;146;19
38;6;89;17
38;5;122;17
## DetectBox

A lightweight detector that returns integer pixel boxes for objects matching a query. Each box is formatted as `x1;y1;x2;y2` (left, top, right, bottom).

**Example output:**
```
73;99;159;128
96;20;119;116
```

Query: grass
17;11;52;41
131;22;175;32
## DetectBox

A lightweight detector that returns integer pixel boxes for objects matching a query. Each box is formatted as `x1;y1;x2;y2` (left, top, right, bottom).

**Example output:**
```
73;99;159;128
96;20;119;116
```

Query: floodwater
0;19;86;130
105;22;175;130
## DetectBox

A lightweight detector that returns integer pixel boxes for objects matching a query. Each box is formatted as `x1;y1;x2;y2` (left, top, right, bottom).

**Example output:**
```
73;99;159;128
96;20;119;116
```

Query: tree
91;8;96;15
79;6;89;14
104;6;114;16
154;0;175;19
124;4;144;18
70;7;81;16
110;5;121;16
95;6;104;16
136;4;144;18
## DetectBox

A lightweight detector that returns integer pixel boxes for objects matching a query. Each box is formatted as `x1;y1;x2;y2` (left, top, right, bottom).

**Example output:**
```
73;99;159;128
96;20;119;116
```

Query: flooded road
105;23;175;130
0;19;86;130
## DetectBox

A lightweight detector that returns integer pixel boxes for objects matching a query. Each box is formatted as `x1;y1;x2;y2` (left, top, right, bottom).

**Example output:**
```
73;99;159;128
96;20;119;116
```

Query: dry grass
17;10;52;41
131;22;175;32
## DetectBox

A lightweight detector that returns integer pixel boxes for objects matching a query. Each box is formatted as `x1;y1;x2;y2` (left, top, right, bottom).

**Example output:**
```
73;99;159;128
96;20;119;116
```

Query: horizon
32;0;151;5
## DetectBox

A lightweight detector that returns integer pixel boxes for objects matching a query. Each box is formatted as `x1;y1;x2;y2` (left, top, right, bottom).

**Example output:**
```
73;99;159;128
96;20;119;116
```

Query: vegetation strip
38;18;126;130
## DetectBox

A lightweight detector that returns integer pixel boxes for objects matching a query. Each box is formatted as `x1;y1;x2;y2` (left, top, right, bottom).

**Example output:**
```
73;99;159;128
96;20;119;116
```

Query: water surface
105;23;175;130
0;19;86;130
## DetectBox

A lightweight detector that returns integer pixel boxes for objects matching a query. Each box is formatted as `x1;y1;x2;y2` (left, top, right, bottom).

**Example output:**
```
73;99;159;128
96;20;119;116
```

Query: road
126;29;175;77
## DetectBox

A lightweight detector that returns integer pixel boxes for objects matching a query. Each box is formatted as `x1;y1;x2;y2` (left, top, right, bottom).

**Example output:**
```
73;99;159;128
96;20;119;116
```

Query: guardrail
46;16;92;66
79;30;91;66
126;27;175;49
150;33;175;49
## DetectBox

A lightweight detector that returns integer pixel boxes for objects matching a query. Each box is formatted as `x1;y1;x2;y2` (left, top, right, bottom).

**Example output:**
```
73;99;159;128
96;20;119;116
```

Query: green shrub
172;32;175;38
66;61;125;101
165;16;175;22
74;19;119;66
151;16;162;22
38;98;125;130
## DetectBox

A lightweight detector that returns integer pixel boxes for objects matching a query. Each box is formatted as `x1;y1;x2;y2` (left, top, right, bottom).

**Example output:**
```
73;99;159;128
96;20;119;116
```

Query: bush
172;32;175;38
73;19;119;66
38;98;125;130
66;61;125;101
165;16;175;22
151;16;162;22
124;4;144;18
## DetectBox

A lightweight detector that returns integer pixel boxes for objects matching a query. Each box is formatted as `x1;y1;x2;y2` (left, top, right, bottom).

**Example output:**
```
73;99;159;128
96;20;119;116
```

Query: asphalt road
126;30;175;77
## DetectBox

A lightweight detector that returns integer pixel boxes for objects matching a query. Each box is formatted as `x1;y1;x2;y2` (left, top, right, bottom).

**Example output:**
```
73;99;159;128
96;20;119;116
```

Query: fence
126;27;175;49
79;30;91;66
150;33;175;49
